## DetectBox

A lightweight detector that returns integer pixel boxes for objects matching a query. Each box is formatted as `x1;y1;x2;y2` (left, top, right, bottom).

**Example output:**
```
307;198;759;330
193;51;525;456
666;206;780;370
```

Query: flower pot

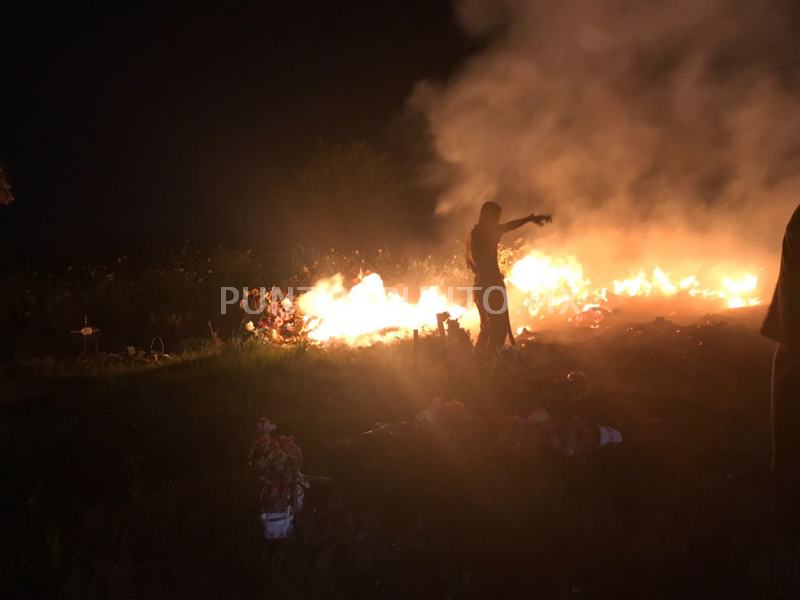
260;508;294;540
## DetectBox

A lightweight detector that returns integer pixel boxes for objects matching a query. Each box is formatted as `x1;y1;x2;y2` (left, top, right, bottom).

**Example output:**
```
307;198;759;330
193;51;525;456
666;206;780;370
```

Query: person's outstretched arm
500;213;552;233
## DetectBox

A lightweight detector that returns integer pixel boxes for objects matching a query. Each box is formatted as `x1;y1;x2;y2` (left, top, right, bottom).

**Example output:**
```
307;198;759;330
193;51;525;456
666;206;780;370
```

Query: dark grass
0;322;793;599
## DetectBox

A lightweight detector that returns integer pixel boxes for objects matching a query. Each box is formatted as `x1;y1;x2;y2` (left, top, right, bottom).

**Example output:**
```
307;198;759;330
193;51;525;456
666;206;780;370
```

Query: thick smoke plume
411;0;800;279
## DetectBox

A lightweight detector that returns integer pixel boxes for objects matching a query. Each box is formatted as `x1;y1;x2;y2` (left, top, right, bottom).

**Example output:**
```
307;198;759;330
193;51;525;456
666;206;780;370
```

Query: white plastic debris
597;425;623;447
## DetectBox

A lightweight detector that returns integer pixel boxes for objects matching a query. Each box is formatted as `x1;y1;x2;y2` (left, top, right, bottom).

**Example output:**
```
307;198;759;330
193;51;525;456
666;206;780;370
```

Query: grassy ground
0;318;793;599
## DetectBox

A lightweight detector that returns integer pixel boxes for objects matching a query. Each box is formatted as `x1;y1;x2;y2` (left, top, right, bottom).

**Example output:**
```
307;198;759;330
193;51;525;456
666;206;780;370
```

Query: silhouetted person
467;201;551;355
763;204;800;539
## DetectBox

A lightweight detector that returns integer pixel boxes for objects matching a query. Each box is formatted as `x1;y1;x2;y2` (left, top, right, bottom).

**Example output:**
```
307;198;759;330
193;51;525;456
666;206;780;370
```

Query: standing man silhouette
466;201;551;355
763;204;800;539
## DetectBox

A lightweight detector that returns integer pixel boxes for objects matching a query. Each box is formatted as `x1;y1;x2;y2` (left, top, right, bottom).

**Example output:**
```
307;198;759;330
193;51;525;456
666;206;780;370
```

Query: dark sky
1;1;472;264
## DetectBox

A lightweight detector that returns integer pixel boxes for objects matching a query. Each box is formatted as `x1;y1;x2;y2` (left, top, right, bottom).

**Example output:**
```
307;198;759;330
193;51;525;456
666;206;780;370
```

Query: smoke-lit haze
411;0;800;281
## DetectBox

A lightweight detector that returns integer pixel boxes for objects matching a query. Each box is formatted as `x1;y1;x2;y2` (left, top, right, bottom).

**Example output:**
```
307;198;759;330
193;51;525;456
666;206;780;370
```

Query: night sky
1;2;474;264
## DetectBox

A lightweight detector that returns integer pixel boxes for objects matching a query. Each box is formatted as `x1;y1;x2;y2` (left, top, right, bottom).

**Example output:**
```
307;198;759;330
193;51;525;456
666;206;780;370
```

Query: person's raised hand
531;214;552;226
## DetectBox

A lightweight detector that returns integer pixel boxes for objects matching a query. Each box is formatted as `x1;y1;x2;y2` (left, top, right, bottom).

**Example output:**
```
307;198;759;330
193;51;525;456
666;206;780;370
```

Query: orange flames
506;251;605;318
612;269;760;309
296;273;475;346
295;250;763;345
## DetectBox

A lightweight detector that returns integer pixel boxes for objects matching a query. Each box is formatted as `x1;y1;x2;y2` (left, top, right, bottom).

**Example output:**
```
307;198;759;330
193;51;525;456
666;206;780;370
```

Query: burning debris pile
238;248;763;348
508;250;762;319
240;273;476;347
296;273;472;345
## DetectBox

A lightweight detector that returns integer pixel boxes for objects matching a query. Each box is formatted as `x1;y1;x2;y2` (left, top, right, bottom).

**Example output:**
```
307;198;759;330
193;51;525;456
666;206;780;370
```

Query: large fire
296;273;473;345
292;250;763;346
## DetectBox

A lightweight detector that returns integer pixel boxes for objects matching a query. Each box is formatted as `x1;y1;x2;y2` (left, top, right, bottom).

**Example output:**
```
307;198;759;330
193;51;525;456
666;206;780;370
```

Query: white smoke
410;0;800;272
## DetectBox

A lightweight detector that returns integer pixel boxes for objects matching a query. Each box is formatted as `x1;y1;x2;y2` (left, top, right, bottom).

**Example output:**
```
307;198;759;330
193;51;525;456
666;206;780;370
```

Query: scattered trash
499;408;622;459
415;398;480;447
248;418;308;540
550;418;623;457
597;425;623;446
568;305;611;329
623;316;681;339
336;398;486;453
334;421;412;446
443;313;472;351
566;370;587;385
73;337;171;367
564;370;592;402
514;337;569;377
